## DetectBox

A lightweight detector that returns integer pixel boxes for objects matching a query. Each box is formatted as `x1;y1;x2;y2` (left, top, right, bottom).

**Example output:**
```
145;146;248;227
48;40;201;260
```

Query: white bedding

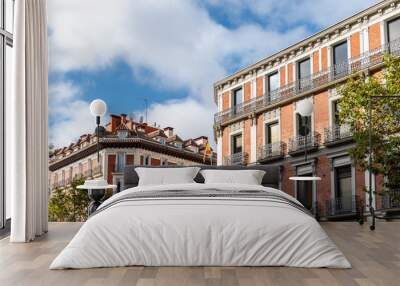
50;183;351;269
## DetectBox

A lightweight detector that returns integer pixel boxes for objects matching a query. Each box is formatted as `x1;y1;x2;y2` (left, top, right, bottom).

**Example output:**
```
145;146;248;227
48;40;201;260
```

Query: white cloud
142;99;215;142
48;0;379;146
48;81;95;148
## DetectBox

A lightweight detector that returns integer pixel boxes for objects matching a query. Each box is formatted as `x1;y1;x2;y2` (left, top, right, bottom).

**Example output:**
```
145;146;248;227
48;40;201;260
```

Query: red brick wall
287;63;293;84
126;154;134;165
280;104;293;155
321;47;328;71
281;163;295;197
316;156;332;213
256;113;264;159
244;81;251;101
350;32;361;58
369;22;381;50
222;91;230;110
244;119;251;161
280;66;286;87
107;154;116;184
256;76;264;97
313;92;329;143
312;51;320;73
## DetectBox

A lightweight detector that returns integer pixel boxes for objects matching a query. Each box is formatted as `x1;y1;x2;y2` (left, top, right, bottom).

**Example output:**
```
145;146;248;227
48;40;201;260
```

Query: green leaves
338;54;400;193
48;177;90;222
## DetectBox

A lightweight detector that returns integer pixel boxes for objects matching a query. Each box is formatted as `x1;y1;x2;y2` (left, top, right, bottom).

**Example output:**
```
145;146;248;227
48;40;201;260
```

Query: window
297;58;311;90
1;0;14;229
296;113;311;137
267;72;279;100
144;155;150;166
265;122;279;144
333;41;348;77
232;87;243;113
387;17;400;43
231;134;242;154
116;153;125;172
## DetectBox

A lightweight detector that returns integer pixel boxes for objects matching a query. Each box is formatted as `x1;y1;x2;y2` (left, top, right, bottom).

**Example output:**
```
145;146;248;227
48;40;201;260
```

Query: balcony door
265;122;280;155
266;72;279;101
298;58;311;90
232;87;243;114
334;165;353;212
333;41;348;77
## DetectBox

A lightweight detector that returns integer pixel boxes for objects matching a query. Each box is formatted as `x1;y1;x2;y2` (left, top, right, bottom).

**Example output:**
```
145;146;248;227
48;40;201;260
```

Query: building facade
49;114;215;192
213;0;400;218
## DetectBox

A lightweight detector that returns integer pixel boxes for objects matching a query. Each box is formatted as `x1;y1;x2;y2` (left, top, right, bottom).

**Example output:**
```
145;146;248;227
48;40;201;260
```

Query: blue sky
48;0;380;147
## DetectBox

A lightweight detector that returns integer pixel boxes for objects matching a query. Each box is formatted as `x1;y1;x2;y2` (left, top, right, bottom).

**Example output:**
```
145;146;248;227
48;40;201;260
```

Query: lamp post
290;98;321;219
90;99;107;164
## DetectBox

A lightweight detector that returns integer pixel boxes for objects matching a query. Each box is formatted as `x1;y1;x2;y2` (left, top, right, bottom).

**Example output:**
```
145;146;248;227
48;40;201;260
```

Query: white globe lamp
297;98;314;116
89;99;107;164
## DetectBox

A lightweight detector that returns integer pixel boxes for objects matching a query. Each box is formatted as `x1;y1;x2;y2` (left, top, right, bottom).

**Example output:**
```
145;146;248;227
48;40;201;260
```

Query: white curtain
9;0;48;242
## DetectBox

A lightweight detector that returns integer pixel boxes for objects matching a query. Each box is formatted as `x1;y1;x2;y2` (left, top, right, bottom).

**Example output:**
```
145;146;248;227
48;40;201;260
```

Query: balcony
325;195;364;221
258;142;285;163
324;125;353;146
288;132;320;156
224;152;248;166
214;38;400;127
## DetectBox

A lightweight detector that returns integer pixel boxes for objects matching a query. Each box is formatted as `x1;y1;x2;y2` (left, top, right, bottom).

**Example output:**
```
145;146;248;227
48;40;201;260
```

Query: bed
50;165;351;269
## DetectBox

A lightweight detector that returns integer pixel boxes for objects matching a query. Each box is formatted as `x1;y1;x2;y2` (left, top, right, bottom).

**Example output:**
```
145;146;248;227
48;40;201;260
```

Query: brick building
213;0;400;218
49;114;215;192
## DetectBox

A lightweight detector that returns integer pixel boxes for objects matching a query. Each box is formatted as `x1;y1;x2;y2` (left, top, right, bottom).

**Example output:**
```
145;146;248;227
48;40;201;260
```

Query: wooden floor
0;221;399;286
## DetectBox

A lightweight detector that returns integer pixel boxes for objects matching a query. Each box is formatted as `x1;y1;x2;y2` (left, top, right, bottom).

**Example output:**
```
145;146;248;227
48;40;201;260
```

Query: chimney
164;127;174;137
110;114;121;133
120;113;127;123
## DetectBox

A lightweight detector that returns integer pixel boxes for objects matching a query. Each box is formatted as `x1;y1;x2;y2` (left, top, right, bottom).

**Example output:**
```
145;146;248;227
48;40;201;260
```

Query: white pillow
136;167;201;186
200;169;265;185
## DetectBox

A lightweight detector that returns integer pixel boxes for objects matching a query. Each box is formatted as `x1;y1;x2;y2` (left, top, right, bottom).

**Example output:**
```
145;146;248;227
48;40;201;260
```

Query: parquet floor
0;221;399;286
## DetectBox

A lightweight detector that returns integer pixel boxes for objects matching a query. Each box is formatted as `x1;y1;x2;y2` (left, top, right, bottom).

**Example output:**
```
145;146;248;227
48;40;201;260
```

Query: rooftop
49;113;215;168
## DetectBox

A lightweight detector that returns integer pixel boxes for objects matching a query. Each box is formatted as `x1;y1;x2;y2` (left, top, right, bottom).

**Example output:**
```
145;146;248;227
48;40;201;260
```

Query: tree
48;177;90;222
338;54;400;203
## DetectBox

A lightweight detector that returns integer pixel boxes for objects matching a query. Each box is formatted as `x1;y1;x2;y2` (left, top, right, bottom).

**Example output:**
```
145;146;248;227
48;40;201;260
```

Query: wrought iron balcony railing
325;195;363;217
378;189;400;210
288;132;320;155
214;38;400;126
224;152;248;166
258;142;285;162
324;124;353;145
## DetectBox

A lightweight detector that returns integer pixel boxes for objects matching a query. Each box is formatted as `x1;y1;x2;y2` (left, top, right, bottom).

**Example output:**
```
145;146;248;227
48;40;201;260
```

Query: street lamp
90;99;107;164
290;98;321;220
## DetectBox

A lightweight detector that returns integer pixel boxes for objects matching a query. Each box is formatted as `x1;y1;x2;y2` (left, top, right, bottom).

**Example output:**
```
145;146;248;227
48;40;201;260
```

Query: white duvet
50;183;351;269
